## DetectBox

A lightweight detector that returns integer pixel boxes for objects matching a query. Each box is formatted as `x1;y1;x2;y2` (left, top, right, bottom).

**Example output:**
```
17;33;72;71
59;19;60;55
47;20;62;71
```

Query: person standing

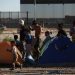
31;20;41;61
19;19;27;60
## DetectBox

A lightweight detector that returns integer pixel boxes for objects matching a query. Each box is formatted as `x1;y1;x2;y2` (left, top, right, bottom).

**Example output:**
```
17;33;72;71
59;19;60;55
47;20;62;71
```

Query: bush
3;37;13;42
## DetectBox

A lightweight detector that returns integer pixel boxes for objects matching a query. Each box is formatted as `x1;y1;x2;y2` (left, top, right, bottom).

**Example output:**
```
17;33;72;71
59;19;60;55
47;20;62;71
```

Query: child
14;35;22;53
8;41;22;70
14;35;20;47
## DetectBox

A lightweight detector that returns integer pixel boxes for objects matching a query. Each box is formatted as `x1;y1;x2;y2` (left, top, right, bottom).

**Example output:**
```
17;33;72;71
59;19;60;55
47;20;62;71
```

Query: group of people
10;20;42;70
19;20;42;61
10;19;75;70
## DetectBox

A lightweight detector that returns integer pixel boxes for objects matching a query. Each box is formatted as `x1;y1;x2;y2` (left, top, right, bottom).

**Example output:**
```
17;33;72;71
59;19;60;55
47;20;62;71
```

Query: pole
18;12;19;19
26;11;28;25
34;0;36;20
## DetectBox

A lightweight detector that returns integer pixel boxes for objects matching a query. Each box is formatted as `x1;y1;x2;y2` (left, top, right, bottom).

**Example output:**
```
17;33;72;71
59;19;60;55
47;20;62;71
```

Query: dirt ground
0;28;71;41
0;28;74;75
1;67;75;75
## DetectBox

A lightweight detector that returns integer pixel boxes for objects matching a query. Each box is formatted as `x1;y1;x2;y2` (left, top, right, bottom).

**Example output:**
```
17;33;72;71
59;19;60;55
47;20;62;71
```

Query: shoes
10;67;15;70
10;63;15;70
20;64;23;69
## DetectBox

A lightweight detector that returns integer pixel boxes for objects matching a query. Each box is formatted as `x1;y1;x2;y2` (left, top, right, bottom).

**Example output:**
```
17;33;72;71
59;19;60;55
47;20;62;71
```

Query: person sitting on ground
70;20;75;42
7;41;22;70
57;23;67;37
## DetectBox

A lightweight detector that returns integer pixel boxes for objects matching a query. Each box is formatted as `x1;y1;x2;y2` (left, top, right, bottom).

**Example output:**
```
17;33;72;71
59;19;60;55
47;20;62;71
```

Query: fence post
18;12;19;19
26;11;29;25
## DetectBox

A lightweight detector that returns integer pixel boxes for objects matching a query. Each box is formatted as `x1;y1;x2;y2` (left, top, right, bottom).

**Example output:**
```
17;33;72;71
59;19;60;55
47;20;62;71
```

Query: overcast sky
0;0;20;11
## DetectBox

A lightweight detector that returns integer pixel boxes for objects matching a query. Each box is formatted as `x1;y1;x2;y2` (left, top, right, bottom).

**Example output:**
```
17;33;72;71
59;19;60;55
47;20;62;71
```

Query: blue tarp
39;36;75;65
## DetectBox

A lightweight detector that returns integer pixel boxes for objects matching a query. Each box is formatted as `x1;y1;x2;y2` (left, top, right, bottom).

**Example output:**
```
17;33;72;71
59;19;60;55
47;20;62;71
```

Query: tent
39;36;75;65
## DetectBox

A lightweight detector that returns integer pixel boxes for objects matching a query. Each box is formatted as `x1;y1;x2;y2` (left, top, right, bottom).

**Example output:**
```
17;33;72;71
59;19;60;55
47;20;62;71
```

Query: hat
19;19;24;26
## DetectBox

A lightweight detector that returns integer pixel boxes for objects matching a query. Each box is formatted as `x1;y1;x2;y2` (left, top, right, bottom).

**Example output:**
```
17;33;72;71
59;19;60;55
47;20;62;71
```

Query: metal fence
0;12;74;28
0;12;27;19
0;12;29;28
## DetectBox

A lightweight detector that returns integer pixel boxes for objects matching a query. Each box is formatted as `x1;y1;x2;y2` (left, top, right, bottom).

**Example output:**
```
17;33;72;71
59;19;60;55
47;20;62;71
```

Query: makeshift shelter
39;36;75;65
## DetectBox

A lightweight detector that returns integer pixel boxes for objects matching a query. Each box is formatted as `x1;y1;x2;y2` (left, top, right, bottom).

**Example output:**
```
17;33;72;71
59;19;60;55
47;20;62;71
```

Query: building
20;0;75;27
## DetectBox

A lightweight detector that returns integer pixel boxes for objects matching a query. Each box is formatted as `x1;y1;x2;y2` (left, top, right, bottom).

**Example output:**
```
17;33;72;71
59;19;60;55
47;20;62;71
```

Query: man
31;20;41;61
19;19;27;60
32;20;41;38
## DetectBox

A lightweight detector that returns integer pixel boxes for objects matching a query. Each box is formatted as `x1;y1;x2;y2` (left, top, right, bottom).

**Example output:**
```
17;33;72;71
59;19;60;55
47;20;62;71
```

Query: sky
0;0;20;11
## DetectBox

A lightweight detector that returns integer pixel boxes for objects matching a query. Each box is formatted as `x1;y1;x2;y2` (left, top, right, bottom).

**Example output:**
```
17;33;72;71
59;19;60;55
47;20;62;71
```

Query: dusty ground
0;28;74;75
0;28;71;41
1;67;75;75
